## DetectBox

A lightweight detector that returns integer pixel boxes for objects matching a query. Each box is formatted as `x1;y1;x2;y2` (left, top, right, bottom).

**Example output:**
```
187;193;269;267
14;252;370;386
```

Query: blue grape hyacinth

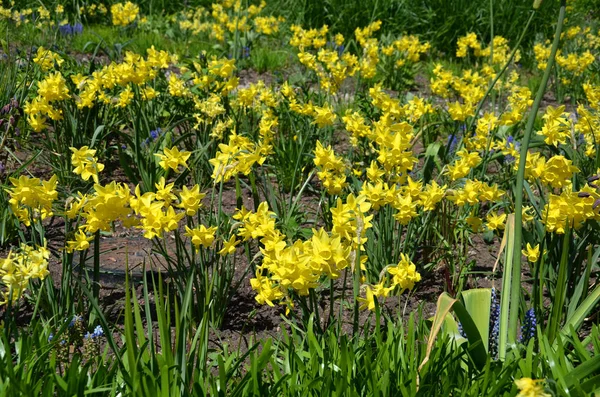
489;288;500;358
520;308;537;344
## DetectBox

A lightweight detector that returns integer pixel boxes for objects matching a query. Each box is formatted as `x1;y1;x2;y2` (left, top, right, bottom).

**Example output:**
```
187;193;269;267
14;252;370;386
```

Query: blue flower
92;325;104;338
59;23;84;36
504;136;520;164
73;23;83;35
489;288;500;358
59;24;72;35
150;127;161;140
520;308;537;344
69;314;83;328
447;133;460;156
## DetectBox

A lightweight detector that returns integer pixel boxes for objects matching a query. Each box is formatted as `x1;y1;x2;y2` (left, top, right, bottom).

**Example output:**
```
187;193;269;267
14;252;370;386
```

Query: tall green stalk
93;230;100;303
489;0;494;66
508;0;566;344
548;227;570;342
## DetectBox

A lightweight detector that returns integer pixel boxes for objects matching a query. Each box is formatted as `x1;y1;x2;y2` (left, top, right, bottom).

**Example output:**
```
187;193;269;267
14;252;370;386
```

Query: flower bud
533;0;542;9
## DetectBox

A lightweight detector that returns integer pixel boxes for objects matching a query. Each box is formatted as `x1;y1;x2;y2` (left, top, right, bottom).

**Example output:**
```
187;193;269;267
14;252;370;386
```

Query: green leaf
423;142;442;183
452;298;488;369
499;214;515;359
123;270;139;392
562;283;600;336
564;355;600;389
578;374;600;394
90;125;105;148
419;293;456;372
460;289;492;352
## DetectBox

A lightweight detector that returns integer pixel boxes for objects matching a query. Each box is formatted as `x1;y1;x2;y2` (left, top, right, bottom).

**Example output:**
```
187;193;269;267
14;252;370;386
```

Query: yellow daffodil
522;243;540;263
515;378;549;397
155;146;191;172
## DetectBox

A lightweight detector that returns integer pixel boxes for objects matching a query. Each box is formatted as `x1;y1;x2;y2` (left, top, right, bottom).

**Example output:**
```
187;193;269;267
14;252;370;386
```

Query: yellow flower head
522;243;540;263
70;146;104;184
185;225;218;250
155;146;191;172
111;2;139;26
178;185;206;216
33;47;64;71
515;378;549;397
388;253;421;291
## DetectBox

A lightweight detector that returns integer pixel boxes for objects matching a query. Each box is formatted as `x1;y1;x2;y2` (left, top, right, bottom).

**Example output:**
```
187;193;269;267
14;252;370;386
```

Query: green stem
328;278;335;328
509;0;566;343
217;180;224;226
338;268;348;337
310;289;322;333
548;227;570;342
93;230;100;302
489;0;494;65
352;249;361;336
249;172;260;210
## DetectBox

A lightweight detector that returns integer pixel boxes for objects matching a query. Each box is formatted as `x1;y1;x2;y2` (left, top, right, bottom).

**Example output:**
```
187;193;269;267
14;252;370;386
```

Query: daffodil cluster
73;47;174;110
457;32;521;66
80;3;109;18
292;21;428;93
541;188;599;234
63;177;211;244
33;47;64;71
381;35;430;68
23;46;176;135
209;132;268;183
241;201;356;309
535;25;598;86
358;253;421;311
0;243;49;305
111;2;139;27
291;24;356;93
313;141;348;195
24;71;70;132
176;0;283;45
6;175;58;226
523;153;578;189
70;146;105;183
577;84;600;157
0;2;107;30
0;4;56;29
